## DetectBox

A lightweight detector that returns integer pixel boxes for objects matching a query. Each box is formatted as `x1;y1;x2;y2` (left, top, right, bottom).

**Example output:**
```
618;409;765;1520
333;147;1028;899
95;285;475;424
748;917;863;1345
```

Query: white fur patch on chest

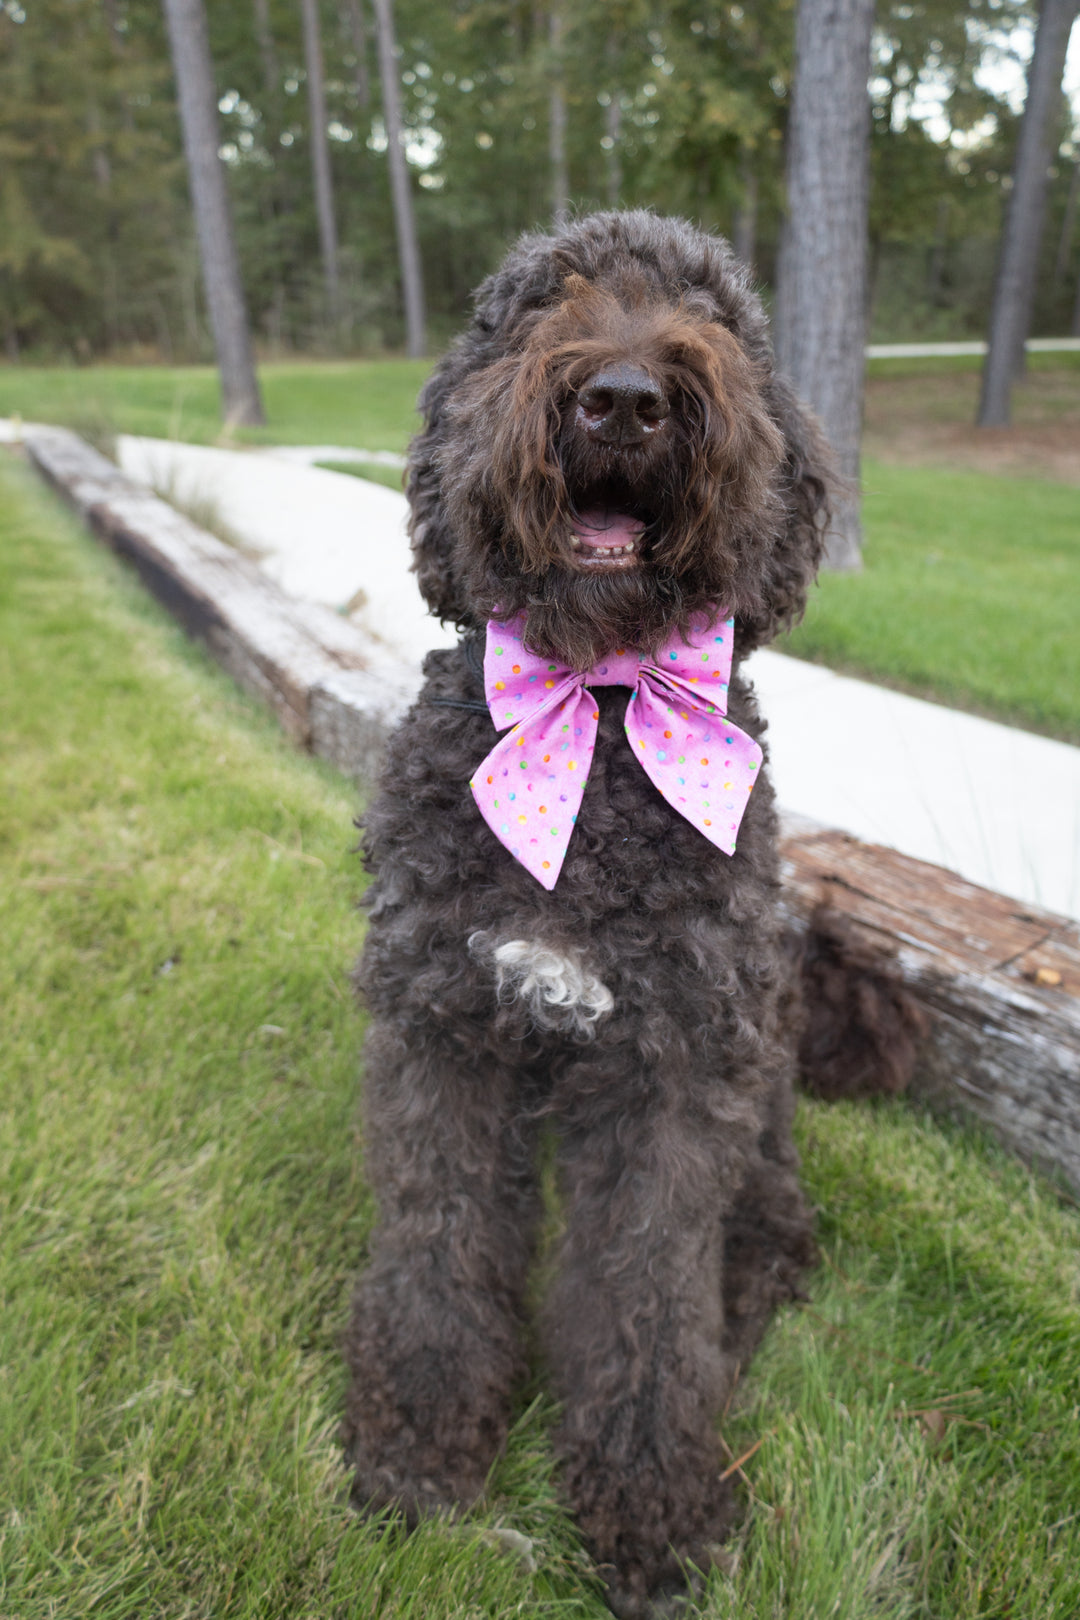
469;933;614;1037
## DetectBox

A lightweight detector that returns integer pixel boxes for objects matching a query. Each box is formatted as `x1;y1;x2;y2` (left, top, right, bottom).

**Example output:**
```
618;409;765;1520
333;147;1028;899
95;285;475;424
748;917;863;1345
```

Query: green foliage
783;456;1080;742
1;0;1074;358
3;449;1080;1617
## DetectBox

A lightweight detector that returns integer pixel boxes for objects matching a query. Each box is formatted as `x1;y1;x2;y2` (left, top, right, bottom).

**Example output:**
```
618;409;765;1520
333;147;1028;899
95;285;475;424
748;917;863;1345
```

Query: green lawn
3;449;1080;1618
0;359;430;454
784;458;1080;742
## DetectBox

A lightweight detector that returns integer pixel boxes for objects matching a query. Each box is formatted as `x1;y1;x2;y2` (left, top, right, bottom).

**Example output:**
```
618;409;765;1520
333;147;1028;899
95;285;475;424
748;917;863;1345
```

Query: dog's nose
577;364;669;444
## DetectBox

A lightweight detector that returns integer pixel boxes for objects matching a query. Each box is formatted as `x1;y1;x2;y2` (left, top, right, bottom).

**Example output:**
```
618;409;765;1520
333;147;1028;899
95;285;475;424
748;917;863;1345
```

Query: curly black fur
342;211;832;1617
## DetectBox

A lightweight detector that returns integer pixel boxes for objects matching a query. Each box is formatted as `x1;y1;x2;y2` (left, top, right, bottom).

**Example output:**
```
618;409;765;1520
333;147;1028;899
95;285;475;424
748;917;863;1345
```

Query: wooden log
780;819;1080;1194
24;426;414;781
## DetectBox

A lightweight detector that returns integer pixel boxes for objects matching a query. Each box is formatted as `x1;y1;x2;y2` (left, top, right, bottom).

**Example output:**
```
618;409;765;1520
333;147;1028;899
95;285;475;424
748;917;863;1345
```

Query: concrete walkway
5;420;1077;918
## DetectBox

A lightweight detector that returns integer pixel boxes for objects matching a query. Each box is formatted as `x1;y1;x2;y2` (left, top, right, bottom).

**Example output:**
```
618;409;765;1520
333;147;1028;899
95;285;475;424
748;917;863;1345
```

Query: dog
341;210;834;1617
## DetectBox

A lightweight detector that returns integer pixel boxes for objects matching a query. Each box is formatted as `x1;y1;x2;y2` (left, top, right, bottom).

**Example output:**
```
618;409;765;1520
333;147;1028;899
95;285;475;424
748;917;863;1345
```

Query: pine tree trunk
1052;158;1079;286
300;0;340;329
344;0;371;110
977;0;1080;426
927;196;949;303
163;0;264;426
252;0;280;110
549;5;569;226
774;0;874;572
371;0;426;357
733;150;757;267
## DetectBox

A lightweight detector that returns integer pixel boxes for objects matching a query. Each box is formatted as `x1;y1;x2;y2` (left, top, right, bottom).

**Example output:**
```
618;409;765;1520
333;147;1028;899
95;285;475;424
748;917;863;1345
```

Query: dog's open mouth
568;507;646;572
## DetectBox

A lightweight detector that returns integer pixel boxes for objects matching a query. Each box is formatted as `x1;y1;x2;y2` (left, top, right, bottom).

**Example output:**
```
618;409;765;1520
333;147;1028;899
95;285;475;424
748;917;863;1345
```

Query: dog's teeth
596;547;611;556
570;536;581;549
624;540;635;553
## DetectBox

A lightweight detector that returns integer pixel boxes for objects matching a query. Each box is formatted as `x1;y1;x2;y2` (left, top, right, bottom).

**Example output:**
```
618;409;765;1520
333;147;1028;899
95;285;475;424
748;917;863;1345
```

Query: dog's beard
520;566;680;671
474;538;736;671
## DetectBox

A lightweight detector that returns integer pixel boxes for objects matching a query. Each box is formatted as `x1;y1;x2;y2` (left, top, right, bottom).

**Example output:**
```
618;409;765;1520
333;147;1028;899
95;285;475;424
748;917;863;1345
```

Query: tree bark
774;0;875;572
1052;157;1079;287
604;95;622;207
344;0;371;111
162;0;265;426
252;0;280;111
733;149;757;267
371;0;425;357
549;5;569;226
926;196;949;303
977;0;1080;427
300;0;341;328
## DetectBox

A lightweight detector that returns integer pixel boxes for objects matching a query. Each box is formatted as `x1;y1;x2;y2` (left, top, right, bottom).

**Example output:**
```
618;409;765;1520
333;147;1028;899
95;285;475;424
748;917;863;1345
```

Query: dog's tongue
572;508;646;549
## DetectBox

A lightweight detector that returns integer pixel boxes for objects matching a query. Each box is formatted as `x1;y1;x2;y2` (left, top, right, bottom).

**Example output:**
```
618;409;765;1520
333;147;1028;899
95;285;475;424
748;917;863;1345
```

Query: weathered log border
20;427;1080;1195
24;426;416;784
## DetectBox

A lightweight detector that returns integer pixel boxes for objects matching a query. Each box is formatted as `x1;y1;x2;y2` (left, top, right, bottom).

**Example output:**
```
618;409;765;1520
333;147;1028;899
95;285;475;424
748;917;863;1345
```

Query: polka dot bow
469;609;763;890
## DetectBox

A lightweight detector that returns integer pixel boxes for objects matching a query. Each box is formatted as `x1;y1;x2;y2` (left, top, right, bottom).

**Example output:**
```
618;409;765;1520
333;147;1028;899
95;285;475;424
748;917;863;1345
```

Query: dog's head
408;211;832;669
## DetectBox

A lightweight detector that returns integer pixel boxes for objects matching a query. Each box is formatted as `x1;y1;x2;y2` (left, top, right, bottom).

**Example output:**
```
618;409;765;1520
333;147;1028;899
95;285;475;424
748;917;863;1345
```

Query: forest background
3;0;1080;365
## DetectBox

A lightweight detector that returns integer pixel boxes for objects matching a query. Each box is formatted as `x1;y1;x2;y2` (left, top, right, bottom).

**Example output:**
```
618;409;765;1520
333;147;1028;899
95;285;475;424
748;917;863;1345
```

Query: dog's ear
407;343;477;628
736;371;834;653
407;236;563;628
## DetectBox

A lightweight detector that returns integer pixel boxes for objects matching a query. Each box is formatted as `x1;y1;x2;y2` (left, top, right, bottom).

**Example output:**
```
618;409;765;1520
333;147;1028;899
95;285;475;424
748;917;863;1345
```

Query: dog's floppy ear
407;237;563;627
736;371;834;653
407;342;477;628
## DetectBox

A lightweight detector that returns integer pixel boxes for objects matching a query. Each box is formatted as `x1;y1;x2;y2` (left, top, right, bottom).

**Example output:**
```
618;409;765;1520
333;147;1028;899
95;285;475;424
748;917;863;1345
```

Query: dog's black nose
577;364;669;444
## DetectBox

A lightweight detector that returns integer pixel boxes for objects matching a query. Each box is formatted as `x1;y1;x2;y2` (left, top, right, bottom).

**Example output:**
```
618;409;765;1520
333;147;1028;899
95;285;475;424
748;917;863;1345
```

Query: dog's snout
577;363;669;444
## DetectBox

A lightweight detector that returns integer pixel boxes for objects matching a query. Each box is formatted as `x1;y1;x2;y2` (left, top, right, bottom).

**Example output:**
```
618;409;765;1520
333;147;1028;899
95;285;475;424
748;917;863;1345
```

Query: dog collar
469;611;762;889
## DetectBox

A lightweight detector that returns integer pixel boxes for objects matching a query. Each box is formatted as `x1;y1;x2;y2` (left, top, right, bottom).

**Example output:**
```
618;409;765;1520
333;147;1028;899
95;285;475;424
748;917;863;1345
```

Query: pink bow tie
469;610;763;889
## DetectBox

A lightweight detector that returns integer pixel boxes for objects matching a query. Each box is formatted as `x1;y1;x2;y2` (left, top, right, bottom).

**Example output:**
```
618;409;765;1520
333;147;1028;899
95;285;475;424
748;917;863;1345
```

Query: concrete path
866;337;1080;359
5;420;1077;918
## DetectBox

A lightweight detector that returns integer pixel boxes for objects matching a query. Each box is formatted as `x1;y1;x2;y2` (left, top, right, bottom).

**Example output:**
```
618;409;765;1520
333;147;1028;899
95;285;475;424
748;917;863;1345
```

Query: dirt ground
863;365;1080;484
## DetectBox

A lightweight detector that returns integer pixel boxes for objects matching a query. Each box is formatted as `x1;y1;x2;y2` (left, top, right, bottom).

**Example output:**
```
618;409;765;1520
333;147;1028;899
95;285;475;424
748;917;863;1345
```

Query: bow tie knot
469;611;762;889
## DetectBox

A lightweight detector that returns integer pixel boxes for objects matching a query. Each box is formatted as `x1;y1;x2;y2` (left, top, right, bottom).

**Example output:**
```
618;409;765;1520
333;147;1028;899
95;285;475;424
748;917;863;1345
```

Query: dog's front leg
342;1020;540;1522
545;1073;745;1618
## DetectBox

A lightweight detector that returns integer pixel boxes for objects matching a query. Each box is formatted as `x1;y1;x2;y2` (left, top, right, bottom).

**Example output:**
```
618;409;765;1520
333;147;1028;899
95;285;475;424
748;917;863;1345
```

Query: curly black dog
342;210;834;1617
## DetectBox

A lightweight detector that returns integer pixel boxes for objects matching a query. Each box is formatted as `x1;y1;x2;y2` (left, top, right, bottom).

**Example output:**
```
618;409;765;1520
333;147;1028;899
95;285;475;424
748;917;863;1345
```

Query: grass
0;360;431;454
3;446;1080;1617
782;458;1080;742
315;457;406;492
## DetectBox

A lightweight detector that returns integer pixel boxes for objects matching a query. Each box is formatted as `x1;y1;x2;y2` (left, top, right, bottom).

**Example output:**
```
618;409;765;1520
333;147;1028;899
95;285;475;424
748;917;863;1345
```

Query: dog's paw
345;1454;483;1529
603;1563;709;1620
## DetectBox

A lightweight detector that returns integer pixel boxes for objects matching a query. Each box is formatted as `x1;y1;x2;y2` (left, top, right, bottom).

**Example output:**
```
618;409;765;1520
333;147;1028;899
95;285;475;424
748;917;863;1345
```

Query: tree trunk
300;0;340;328
371;0;425;357
344;0;371;110
926;195;949;303
733;149;758;267
162;0;265;426
549;5;569;226
774;0;875;571
252;0;280;111
604;95;622;207
977;0;1080;426
1052;157;1079;287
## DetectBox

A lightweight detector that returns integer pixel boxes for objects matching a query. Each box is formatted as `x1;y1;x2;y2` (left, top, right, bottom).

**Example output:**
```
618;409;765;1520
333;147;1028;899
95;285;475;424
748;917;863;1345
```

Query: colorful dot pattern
469;610;763;889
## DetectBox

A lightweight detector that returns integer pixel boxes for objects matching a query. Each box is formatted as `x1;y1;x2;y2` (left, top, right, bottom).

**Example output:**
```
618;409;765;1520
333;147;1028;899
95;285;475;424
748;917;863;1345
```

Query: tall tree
978;0;1080;426
549;5;569;225
343;0;371;110
162;0;264;425
774;0;875;571
371;0;425;357
299;0;340;325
